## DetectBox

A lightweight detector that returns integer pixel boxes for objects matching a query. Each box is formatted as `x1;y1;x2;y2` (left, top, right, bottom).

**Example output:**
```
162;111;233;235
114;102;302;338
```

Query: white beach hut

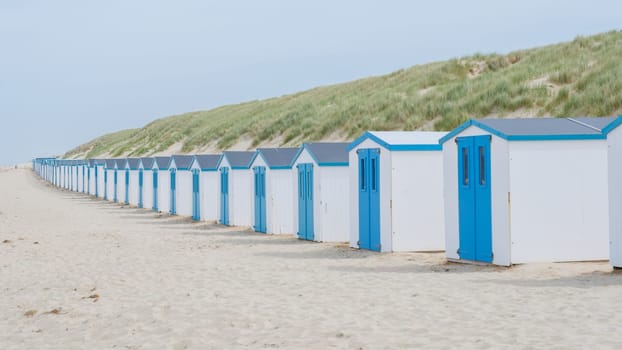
126;158;141;207
153;156;171;213
168;155;195;216
347;131;447;252
291;142;350;243
139;157;156;210
248;148;299;234
190;154;222;222
441;116;622;266
218;151;256;226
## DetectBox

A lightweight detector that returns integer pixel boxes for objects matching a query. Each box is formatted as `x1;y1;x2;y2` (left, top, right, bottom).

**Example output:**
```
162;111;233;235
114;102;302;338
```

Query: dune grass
65;30;622;158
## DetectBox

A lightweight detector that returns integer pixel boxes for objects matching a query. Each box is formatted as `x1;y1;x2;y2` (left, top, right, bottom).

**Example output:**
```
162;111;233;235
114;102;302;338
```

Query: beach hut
168;155;195;216
441;117;622;266
139;157;156;210
347;131;447;252
125;158;141;206
291;142;350;242
218;151;256;226
190;154;222;221
248;148;299;234
153;156;171;213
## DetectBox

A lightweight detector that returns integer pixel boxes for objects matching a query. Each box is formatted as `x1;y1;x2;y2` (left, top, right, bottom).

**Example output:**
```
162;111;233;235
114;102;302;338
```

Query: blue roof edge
348;131;443;152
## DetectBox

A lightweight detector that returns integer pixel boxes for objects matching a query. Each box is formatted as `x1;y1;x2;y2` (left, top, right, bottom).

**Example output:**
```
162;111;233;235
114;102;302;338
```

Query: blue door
138;169;144;208
94;168;98;197
82;166;86;193
87;168;91;194
170;169;177;215
124;170;130;204
253;166;267;233
358;148;381;251
297;163;314;240
192;169;200;221
113;170;118;202
220;167;229;225
152;170;159;211
457;135;493;263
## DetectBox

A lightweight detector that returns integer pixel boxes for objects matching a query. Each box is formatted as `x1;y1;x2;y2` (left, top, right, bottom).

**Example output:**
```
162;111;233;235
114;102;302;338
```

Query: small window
462;147;469;186
360;159;366;190
371;158;377;191
479;146;486;186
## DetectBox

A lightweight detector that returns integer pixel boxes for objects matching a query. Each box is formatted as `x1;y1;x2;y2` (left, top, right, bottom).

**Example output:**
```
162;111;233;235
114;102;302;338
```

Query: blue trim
231;166;252;170
269;165;292;170
292;144;348;167
348;131;443;152
317;162;349;167
601;115;622;135
440;118;617;144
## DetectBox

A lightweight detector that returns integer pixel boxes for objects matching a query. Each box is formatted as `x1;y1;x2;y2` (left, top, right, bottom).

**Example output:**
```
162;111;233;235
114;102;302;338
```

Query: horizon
1;0;621;165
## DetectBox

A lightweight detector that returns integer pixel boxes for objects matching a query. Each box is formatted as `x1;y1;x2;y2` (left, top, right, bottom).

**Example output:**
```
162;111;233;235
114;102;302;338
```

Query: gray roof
170;155;194;169
153;156;171;170
571;116;618;130
194;154;222;170
222;151;256;168
127;158;141;169
304;142;350;165
115;159;128;169
476;117;613;137
256;148;299;168
140;157;155;169
104;159;116;168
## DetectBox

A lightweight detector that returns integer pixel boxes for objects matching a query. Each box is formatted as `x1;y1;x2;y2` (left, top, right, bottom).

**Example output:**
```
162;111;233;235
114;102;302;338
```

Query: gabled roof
153;156;171;170
254;148;299;169
348;131;447;151
295;142;350;166
104;159;117;169
115;159;128;169
139;157;155;169
439;116;622;144
170;155;194;170
192;154;222;171
126;158;141;170
221;151;256;169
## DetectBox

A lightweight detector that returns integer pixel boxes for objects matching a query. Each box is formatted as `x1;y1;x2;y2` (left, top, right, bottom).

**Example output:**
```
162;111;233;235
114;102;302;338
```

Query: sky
1;0;621;166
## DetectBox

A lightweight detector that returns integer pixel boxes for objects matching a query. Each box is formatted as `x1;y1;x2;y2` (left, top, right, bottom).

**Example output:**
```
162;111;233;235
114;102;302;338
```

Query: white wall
608;127;622;267
105;169;116;202
157;171;171;213
443;126;511;266
509;140;609;263
175;170;193;217
96;167;105;198
268;169;296;234
230;168;253;227
200;171;220;222
142;169;154;210
391;151;445;251
317;166;350;242
128;170;140;206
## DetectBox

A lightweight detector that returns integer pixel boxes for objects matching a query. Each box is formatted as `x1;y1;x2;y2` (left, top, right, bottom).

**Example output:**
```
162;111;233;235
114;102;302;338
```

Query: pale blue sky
1;0;620;165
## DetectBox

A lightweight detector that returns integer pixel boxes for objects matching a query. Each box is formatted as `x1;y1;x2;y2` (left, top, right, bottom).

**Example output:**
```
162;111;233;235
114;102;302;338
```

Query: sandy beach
2;168;622;349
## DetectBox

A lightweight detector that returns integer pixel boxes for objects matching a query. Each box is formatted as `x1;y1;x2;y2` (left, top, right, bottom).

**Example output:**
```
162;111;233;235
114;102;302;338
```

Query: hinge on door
456;248;460;256
390;200;392;209
491;252;494;260
356;240;360;247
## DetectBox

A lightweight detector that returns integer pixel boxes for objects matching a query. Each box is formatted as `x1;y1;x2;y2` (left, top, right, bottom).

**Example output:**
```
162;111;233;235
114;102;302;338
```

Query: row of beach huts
33;116;622;267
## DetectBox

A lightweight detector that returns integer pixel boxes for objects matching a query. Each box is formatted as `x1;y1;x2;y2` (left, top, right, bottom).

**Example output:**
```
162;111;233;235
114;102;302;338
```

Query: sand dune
2;168;622;349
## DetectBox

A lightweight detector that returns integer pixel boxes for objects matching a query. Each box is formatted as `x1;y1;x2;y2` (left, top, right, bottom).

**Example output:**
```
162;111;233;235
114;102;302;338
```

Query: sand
2;168;622;349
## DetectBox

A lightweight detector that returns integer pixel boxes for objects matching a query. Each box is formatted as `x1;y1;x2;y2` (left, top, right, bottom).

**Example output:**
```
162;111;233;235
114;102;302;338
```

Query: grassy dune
66;30;622;159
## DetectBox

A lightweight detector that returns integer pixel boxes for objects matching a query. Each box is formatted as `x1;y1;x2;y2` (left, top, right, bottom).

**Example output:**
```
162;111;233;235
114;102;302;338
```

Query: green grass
65;30;622;158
